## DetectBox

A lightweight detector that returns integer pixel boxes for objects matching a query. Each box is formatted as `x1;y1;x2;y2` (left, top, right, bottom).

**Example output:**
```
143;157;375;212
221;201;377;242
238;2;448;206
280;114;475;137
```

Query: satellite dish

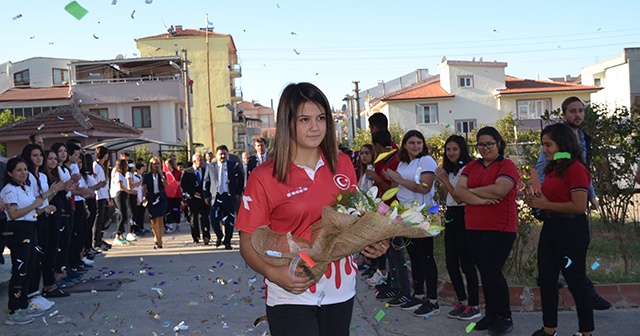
115;54;125;60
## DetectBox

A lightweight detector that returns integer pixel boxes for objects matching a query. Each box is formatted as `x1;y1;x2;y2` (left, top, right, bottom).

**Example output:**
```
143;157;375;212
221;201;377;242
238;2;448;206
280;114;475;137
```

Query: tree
0;110;24;156
581;104;640;273
352;122;404;152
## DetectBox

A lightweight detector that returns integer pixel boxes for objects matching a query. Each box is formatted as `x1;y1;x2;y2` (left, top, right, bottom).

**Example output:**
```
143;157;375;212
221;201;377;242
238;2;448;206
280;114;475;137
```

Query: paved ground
1;226;638;335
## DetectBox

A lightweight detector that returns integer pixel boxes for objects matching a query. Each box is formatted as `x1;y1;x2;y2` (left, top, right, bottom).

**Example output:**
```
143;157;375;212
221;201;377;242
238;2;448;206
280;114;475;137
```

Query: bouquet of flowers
251;186;444;282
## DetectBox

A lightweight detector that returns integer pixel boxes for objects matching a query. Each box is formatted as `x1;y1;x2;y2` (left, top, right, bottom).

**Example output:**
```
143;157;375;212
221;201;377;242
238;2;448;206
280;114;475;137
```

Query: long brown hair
271;82;337;182
357;144;376;180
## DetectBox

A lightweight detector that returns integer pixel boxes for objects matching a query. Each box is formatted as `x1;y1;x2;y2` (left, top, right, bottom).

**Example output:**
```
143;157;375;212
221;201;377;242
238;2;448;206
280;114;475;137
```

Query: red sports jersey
236;152;358;306
541;160;590;207
374;151;399;201
461;157;519;233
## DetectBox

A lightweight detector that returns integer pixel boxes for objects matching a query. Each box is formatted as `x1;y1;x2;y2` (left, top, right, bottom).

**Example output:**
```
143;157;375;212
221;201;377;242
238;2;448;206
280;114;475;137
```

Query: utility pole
353;81;361;129
182;49;194;159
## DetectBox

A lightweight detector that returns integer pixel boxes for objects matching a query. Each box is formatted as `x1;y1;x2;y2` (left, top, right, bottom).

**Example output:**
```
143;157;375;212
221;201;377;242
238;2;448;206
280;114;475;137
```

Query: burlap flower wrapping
251;206;436;283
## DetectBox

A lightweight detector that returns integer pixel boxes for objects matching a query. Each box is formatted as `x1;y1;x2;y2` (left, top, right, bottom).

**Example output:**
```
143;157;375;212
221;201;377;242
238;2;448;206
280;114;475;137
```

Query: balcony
229;64;242;78
230;87;243;103
72;76;184;104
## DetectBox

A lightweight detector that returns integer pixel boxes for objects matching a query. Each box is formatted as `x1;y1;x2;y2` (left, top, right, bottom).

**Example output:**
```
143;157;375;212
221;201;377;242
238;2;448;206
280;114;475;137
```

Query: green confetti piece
466;322;476;333
65;1;89;20
216;104;226;108
445;124;451;128
374;309;385;322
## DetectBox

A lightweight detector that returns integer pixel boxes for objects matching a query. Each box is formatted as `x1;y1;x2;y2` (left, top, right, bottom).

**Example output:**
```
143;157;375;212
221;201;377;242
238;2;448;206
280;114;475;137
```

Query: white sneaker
82;256;95;265
113;237;128;245
366;270;388;286
25;303;46;317
125;233;138;241
30;296;54;311
5;310;34;325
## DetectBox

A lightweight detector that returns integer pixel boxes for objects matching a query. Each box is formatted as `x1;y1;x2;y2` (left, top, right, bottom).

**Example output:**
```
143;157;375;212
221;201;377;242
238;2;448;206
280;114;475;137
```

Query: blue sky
2;0;639;109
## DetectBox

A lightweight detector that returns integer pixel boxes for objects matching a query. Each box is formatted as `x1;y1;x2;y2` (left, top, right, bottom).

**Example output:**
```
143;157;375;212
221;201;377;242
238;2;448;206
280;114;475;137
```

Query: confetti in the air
12;14;23;21
65;1;89;20
93;34;99;39
293;49;300;55
131;10;136;19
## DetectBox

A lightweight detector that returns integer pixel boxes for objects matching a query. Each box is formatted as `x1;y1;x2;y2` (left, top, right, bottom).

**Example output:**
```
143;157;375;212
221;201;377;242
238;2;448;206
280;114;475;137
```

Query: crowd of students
1;134;272;325
354;98;608;336
2;89;622;335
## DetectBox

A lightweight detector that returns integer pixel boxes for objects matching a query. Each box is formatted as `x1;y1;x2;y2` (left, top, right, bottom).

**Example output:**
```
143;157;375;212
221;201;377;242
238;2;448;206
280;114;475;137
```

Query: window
259;115;270;124
90;108;109;119
455;119;477;134
179;108;184;129
132;106;151;128
52;68;69;85
594;78;602;86
14;70;30;86
416;104;438;124
459;76;473;88
517;99;551;119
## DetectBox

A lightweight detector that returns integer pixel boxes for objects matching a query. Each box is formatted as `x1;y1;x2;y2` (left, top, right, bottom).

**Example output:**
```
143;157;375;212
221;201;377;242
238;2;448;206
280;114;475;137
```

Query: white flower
400;208;425;224
367;186;378;200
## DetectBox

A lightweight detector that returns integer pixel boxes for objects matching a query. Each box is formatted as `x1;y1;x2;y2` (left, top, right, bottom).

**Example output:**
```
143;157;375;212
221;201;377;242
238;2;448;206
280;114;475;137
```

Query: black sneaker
42;288;70;298
592;294;612;310
387;293;410;307
475;313;497;331
400;297;423;311
413;301;440;317
447;303;466;318
375;288;398;300
488;317;513;336
531;327;557;336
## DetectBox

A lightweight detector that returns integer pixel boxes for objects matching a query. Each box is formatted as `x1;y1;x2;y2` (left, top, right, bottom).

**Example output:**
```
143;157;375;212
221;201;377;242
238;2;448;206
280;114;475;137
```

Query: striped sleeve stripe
571;187;589;193
498;174;516;185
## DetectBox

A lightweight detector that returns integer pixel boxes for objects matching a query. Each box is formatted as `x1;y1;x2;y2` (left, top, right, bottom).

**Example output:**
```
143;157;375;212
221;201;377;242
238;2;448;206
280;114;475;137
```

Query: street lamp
170;49;193;159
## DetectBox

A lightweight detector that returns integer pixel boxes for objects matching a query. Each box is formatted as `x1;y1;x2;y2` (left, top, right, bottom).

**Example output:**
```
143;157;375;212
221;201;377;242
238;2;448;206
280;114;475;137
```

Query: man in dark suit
246;137;268;177
180;153;211;244
203;145;244;250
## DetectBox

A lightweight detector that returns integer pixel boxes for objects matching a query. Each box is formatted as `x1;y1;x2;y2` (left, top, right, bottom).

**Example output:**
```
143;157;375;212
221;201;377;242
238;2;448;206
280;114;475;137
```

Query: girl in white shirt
111;159;136;244
435;135;480;320
2;157;56;324
384;130;440;316
357;144;376;192
21;144;63;309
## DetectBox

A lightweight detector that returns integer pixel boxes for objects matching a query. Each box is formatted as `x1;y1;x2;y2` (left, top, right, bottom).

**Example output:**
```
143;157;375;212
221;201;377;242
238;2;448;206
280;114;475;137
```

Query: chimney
175;25;183;32
565;74;571;82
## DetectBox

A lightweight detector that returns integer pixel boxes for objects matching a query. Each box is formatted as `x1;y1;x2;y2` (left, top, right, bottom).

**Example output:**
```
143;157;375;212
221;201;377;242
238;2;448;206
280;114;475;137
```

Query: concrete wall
11;57;72;88
137;34;237;150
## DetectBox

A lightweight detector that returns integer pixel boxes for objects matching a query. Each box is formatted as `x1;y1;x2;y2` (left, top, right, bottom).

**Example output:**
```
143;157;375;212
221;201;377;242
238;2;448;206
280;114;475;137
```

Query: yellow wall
136;35;236;151
498;92;593;116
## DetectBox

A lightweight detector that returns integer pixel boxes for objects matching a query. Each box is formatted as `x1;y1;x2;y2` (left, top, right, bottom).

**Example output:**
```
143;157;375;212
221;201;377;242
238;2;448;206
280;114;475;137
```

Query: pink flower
376;202;390;215
418;221;431;232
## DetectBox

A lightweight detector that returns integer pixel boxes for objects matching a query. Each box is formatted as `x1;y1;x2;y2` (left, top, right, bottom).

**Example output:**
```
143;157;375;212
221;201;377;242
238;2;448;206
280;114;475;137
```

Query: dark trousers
135;204;146;232
374;255;386;271
6;221;37;312
115;191;131;235
467;229;515;318
213;193;235;246
266;297;354;336
128;194;139;231
444;206;479;306
406;237;438;299
84;198;96;250
538;214;594;332
42;215;60;287
166;197;182;224
187;198;211;241
28;215;49;296
70;200;86;268
93;199;108;247
386;237;411;296
55;197;73;273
